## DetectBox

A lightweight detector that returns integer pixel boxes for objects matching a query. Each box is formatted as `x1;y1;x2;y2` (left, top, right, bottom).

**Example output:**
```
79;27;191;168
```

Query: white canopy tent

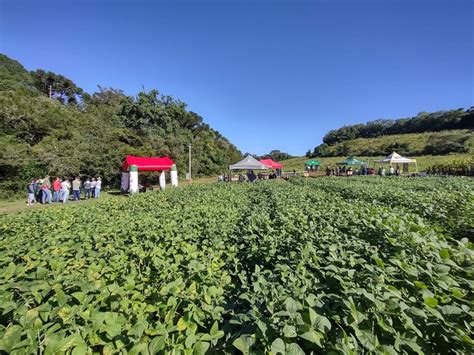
376;152;417;172
229;155;269;170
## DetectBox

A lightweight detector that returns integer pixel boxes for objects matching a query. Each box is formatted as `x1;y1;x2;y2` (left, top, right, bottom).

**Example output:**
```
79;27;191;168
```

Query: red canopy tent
123;155;175;171
260;159;284;169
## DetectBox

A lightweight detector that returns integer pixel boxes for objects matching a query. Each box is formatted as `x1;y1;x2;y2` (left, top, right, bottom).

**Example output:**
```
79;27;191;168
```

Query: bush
423;138;469;155
0;180;25;200
426;158;473;176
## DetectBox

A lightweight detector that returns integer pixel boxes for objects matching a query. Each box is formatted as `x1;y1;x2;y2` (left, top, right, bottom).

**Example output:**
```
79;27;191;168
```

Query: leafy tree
0;54;36;92
322;109;471;145
31;69;84;104
0;54;242;196
313;143;329;157
459;107;474;128
259;150;292;161
423;135;470;155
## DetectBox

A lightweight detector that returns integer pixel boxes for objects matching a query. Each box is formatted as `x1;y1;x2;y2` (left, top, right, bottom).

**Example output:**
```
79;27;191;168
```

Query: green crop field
0;177;473;354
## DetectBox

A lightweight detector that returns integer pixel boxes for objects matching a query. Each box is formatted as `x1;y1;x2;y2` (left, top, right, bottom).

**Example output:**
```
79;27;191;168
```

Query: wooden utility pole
49;84;52;99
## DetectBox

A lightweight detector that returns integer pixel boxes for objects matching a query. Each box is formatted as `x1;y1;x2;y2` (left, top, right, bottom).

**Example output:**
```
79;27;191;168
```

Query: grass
0;181;213;215
0;192;119;215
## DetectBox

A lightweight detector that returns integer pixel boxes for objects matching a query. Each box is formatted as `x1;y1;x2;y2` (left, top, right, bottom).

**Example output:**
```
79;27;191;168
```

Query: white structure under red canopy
122;155;178;193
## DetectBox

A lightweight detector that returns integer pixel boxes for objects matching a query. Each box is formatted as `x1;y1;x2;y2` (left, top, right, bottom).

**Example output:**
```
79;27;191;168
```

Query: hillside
308;107;474;159
0;54;242;196
319;109;473;146
310;129;473;158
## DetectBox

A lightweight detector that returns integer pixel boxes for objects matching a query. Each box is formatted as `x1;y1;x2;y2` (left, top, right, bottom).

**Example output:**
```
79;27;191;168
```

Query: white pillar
159;171;166;190
171;164;178;187
129;165;139;194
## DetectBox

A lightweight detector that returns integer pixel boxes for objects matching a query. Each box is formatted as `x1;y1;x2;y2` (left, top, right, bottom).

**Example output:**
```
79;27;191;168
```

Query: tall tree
31;69;84;104
0;54;242;196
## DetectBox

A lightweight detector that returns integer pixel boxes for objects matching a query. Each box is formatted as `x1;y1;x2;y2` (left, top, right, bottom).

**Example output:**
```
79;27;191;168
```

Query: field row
0;177;473;354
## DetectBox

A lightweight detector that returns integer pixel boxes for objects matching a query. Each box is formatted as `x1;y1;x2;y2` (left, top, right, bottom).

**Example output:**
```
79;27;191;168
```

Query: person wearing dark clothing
27;180;35;205
83;178;92;199
35;179;42;203
247;170;257;182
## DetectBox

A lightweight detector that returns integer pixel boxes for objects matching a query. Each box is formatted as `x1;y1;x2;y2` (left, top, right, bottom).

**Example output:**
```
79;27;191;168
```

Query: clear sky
1;0;472;155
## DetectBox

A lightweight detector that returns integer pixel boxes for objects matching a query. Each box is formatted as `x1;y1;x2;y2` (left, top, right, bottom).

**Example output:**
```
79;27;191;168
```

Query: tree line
322;109;473;145
0;54;242;197
307;108;473;157
245;150;293;162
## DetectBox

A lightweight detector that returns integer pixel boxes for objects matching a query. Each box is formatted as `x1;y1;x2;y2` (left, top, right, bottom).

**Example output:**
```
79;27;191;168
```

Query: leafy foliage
426;158;474;177
308;130;474;158
422;135;471;155
31;69;85;105
0;54;35;92
0;54;241;197
309;109;474;158
321;109;474;145
258;150;293;162
0;177;473;353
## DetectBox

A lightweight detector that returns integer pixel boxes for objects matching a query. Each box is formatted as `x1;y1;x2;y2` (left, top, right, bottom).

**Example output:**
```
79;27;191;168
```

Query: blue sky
1;0;472;155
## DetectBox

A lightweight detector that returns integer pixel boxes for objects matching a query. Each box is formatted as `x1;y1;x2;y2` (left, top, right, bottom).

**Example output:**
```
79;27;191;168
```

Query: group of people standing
27;176;102;206
377;165;401;176
326;166;371;176
218;170;280;183
325;165;401;177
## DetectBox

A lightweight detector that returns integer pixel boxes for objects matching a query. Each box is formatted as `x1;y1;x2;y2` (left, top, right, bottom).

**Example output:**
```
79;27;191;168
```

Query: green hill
284;128;473;172
311;129;473;158
318;109;473;147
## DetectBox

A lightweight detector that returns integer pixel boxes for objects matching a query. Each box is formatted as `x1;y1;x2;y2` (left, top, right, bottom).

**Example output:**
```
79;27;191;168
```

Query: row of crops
0;177;473;354
426;158;473;177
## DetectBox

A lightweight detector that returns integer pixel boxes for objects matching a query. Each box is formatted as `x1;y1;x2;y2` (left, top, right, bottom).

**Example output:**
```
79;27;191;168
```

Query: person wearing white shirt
60;179;71;204
95;177;102;198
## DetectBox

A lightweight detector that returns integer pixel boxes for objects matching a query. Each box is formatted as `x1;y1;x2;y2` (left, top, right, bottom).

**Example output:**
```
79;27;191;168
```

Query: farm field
0;177;473;354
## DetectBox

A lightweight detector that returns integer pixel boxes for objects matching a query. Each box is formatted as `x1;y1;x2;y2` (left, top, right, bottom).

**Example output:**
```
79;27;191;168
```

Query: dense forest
0;54;242;196
309;109;474;157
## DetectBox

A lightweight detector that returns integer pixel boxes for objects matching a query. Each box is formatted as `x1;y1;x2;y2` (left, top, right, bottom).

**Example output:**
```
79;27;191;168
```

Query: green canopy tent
336;156;367;166
305;159;321;166
305;159;321;171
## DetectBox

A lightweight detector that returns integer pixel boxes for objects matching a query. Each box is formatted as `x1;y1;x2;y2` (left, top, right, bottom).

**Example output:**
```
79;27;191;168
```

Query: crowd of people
325;165;401;177
218;170;281;183
27;176;102;206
